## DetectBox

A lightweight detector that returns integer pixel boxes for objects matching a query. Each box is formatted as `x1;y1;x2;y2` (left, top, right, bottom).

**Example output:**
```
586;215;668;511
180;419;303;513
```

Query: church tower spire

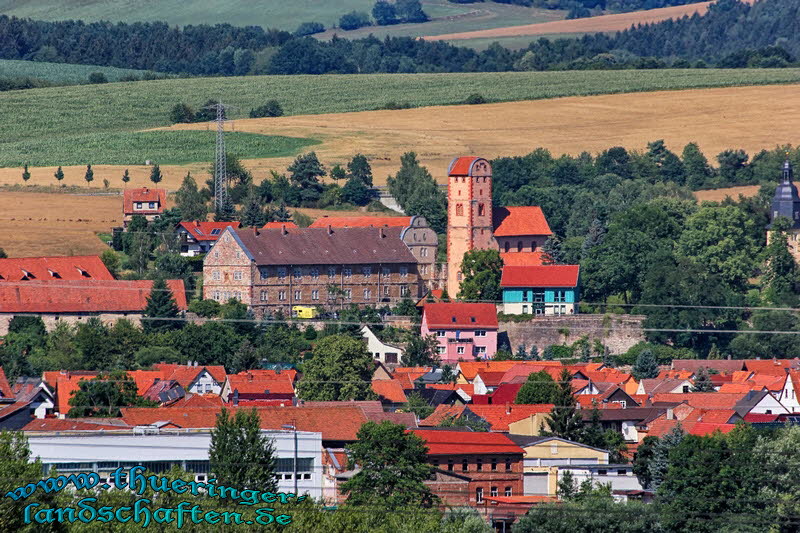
769;156;800;228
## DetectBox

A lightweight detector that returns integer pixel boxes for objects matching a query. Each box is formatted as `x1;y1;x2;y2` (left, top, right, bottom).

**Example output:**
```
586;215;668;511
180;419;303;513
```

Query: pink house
421;303;498;364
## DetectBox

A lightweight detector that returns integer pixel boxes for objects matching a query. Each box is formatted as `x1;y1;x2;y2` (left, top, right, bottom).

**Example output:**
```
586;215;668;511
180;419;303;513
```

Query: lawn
4;130;319;167
0;59;152;83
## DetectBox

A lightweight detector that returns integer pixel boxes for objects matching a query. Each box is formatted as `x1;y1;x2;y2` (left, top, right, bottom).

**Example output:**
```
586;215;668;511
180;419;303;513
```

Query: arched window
517;241;523;252
456;204;464;216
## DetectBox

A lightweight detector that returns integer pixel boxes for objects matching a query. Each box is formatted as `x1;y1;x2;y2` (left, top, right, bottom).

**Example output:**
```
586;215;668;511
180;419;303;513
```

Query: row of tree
1;0;797;77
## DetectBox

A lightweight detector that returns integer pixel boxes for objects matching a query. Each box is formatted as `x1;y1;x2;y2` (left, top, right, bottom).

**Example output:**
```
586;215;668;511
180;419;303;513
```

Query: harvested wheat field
427;0;755;41
694;185;762;203
0;191;123;257
164;84;800;185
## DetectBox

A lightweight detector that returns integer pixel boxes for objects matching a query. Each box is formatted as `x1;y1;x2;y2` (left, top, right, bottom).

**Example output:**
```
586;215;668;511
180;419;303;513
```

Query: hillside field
0;59;151;83
2;68;800;186
0;190;397;257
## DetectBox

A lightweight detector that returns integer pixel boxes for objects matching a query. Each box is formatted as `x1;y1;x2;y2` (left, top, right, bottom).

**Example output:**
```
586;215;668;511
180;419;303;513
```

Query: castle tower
768;158;800;262
446;157;497;297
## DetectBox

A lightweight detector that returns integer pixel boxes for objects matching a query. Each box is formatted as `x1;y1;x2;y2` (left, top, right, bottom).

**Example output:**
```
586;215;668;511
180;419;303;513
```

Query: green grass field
0;0;380;31
3;131;318;167
2;69;799;165
0;59;151;83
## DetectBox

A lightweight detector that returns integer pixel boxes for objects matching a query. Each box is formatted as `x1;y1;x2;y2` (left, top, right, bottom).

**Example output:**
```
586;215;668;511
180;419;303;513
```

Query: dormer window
211;229;221;236
48;269;61;279
451;316;456;323
76;267;91;278
471;317;476;323
21;270;35;280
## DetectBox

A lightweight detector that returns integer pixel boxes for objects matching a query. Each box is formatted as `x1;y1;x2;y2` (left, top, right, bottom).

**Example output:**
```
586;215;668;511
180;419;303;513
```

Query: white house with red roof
176;221;242;256
421;302;498;363
123;187;166;227
501;265;580;316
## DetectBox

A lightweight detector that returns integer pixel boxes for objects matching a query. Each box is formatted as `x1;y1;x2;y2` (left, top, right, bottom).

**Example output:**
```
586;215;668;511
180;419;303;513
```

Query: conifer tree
529;344;539;360
21;164;30;182
175;172;207;222
54;166;64;183
544;368;583;441
273;202;293;222
84;164;94;184
542;235;563;265
707;343;722;360
149;163;163;184
142;277;182;333
556;470;577;500
214;195;236;222
239;188;266;228
691;367;715;392
649;424;684;489
209;408;277;491
121;168;130;185
632;348;659;380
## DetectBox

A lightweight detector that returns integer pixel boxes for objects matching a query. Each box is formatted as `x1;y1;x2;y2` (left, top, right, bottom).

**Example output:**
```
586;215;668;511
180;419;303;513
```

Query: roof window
451;316;456;323
48;269;62;279
211;229;221;236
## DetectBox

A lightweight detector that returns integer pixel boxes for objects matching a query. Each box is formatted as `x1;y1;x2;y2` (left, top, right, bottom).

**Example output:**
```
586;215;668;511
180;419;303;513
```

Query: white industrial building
26;429;323;500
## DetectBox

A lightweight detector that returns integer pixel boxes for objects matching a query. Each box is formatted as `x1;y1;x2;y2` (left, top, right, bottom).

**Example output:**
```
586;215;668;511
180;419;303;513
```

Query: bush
464;93;487;105
249;100;284;118
88;72;108;84
188;299;221;318
339;11;372;30
382;101;414;110
295;21;325;36
170;102;195;123
618;341;696;366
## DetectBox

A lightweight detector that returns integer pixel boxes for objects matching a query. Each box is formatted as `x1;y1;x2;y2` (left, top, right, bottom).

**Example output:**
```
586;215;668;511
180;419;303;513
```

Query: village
2;151;800;530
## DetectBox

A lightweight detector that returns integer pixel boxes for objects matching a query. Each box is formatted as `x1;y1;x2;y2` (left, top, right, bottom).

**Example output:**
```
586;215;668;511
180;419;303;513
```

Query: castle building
768;159;800;262
445;157;553;297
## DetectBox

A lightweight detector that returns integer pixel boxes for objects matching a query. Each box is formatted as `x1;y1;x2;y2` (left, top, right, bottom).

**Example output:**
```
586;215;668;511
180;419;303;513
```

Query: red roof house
421;303;499;363
501;265;580;288
0;255;114;282
492;207;552;237
123;187;166;225
177;221;241;256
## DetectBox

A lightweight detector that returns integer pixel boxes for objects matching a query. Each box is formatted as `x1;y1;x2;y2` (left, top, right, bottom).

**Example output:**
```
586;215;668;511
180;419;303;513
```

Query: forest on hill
0;0;796;77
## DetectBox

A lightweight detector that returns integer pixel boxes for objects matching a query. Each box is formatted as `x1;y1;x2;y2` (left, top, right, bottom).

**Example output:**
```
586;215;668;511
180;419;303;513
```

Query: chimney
379;227;385;238
194;221;200;227
253;227;260;237
282;225;288;236
666;408;674;420
505;402;511;415
327;225;333;235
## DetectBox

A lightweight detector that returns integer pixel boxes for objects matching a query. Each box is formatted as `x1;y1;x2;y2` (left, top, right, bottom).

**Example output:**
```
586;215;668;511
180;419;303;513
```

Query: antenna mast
214;101;228;213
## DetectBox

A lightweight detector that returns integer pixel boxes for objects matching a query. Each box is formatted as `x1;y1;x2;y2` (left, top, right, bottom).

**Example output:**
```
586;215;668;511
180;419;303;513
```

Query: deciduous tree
209;408;278;491
296;335;375;401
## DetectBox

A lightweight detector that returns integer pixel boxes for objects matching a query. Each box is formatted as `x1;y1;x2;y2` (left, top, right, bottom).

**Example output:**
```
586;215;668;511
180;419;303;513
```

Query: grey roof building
769;159;800;229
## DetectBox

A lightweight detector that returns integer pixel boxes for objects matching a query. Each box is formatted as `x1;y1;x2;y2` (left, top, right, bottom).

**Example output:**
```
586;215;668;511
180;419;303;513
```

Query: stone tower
446;156;498;297
768;158;800;262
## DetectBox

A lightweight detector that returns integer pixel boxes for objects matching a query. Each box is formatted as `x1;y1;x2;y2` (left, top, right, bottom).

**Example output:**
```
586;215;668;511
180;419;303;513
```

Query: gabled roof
127;370;167;395
465;404;554;431
309;216;412;228
235;227;416;266
0;279;186;313
492;207;552;237
0;368;14;400
178;221;241;242
422;303;498;330
671;360;747;374
154;364;226;388
169;394;223;408
448;156;489;177
420;404;466;426
638;378;690;395
501;265;580;288
651;392;747;410
744;359;799;375
457;360;562;381
123;187;166;215
371;380;408;404
411;429;524;455
262;221;298;229
0;255;114;282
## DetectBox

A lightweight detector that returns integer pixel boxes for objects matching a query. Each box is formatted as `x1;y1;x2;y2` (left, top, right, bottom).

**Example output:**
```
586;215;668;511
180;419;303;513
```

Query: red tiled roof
154;364;226;388
689;422;736;436
492;207;552;237
743;413;780;423
500;252;547;267
371;380;408;403
458;361;562;381
123;187;166;215
23;418;130;432
46;372;100;415
262;221;298;229
178;221;241;242
120;406;367;441
420;405;465;426
0;368;13;400
309;216;411;228
501;364;563;383
651;392;747;410
488;383;524;405
448;156;485;176
0;279;187;313
426;383;475;397
411;429;524;455
169;394;224;408
467;404;554;431
227;374;295;396
422;303;498;330
126;370;165;395
744;359;796;375
500;265;580;288
0;255;113;282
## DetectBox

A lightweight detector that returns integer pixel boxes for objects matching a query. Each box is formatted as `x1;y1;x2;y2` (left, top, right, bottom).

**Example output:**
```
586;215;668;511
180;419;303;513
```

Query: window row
257;286;411;302
503;241;539;253
212;291;242;302
475;486;513;503
257;266;410;280
435;330;486;337
434;457;513;473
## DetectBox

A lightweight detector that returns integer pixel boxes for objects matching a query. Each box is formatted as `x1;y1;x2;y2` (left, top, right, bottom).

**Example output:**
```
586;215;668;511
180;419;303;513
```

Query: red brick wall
429;453;524;506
